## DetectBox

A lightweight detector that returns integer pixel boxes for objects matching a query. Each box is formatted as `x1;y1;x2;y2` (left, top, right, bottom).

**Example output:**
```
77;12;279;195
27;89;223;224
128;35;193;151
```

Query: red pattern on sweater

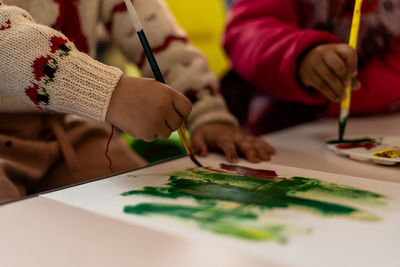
50;36;68;53
137;35;188;68
25;84;41;106
52;0;89;53
32;56;52;81
0;19;10;30
25;34;72;107
105;1;129;31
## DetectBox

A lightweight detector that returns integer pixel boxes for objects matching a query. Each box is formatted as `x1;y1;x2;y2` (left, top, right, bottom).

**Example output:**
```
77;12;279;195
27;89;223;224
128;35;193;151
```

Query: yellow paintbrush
339;0;363;141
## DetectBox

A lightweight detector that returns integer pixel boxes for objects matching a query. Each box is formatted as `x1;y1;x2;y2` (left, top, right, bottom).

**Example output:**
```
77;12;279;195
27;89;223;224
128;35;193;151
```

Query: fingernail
230;154;238;162
344;81;350;87
352;70;358;76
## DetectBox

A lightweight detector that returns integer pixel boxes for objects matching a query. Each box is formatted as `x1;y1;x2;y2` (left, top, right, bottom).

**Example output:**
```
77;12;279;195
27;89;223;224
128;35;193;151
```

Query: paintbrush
123;0;202;167
338;0;363;141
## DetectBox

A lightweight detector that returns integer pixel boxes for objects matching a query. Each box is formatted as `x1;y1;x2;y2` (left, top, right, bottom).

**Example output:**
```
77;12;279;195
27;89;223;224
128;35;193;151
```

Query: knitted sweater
0;0;237;132
224;0;400;116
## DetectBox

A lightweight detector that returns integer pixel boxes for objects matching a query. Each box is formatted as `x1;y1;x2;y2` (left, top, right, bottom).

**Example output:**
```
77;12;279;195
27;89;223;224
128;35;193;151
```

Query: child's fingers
191;131;208;157
312;69;341;102
216;135;238;163
156;123;172;140
237;144;260;163
166;111;184;132
334;44;358;76
255;138;276;155
233;134;260;163
255;145;271;161
323;52;348;85
172;92;192;119
314;61;345;99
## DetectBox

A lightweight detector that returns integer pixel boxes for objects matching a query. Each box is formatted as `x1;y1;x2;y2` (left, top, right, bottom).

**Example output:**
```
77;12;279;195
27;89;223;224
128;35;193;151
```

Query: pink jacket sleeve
328;36;400;115
223;0;339;105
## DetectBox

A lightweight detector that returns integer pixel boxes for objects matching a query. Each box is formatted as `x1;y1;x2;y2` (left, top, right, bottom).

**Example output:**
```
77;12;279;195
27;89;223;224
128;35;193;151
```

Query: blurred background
98;0;232;163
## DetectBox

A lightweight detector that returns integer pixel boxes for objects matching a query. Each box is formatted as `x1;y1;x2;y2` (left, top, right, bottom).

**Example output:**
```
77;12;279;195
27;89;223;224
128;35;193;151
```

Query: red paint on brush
337;142;379;150
189;153;202;167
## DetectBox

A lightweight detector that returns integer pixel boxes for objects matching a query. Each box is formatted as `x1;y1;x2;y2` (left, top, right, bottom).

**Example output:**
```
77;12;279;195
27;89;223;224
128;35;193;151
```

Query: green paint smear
123;169;384;218
122;167;386;242
125;203;287;243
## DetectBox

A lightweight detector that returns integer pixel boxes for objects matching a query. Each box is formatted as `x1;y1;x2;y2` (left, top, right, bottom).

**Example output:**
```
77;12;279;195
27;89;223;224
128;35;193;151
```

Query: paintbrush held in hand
123;0;202;167
338;0;363;141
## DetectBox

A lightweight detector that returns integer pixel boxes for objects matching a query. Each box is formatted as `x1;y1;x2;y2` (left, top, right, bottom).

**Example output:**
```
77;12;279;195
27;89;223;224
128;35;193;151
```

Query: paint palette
326;137;400;166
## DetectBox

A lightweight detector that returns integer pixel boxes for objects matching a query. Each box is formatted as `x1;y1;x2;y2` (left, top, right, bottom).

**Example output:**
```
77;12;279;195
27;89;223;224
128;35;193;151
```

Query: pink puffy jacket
224;0;400;118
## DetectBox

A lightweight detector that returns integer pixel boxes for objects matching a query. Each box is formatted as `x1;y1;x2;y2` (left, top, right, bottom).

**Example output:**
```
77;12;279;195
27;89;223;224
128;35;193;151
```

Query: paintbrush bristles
123;0;143;31
177;128;202;167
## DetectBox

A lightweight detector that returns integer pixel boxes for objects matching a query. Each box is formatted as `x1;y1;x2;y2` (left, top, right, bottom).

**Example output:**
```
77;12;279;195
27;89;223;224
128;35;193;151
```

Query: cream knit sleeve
101;0;238;132
0;3;123;121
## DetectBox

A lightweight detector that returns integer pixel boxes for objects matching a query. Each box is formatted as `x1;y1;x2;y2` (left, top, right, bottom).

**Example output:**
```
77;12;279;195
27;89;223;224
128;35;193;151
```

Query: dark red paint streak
337;142;379;150
219;164;278;179
203;164;278;180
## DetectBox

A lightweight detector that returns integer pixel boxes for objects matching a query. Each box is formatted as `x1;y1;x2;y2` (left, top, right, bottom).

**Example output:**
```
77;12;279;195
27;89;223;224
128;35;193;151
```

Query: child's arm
0;3;120;120
101;0;275;162
224;0;340;105
0;2;190;141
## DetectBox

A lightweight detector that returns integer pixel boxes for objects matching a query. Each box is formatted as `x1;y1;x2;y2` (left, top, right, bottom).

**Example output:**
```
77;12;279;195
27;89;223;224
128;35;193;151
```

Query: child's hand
298;44;359;102
191;122;275;163
106;75;192;142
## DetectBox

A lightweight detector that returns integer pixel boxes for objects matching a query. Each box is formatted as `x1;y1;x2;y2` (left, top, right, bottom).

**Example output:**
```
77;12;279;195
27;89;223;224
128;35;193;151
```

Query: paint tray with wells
326;136;400;166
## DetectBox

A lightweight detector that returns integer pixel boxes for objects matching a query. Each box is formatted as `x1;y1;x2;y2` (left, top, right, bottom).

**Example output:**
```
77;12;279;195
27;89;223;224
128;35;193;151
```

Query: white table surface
264;113;400;183
1;113;399;267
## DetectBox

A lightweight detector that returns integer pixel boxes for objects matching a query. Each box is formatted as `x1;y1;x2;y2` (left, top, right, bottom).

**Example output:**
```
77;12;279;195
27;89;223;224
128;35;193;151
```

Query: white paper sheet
42;154;400;267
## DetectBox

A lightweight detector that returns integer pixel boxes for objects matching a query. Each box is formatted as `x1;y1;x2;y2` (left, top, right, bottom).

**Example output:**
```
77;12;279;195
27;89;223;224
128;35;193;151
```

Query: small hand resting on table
191;122;276;163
